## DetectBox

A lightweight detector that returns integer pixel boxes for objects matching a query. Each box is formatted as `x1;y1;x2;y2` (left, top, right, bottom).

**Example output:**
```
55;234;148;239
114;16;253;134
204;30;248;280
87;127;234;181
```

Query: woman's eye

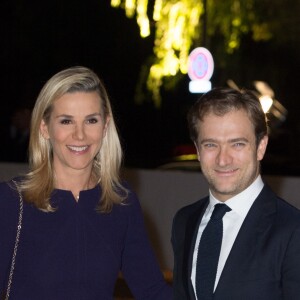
60;119;72;125
86;118;99;124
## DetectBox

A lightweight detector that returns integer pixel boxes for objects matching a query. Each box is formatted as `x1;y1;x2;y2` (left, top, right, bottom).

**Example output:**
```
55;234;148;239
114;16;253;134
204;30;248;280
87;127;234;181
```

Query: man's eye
203;143;216;148
233;143;245;148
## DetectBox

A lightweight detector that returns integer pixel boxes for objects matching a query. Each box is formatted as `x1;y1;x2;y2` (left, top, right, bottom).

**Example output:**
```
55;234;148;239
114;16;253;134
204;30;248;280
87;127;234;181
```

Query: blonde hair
20;66;127;212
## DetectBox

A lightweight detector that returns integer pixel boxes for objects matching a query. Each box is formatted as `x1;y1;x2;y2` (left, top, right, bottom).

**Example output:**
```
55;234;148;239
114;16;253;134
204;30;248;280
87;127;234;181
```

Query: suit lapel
184;198;209;299
214;185;277;296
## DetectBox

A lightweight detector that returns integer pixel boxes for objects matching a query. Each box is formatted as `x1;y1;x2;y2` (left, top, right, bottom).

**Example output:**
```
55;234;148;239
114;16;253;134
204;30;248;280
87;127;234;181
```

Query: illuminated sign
188;47;214;93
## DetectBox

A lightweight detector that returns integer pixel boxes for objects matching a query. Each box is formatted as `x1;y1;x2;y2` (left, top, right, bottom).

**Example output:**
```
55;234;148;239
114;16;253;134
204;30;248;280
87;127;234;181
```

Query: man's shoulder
172;197;208;242
262;185;300;225
174;196;208;222
276;196;300;225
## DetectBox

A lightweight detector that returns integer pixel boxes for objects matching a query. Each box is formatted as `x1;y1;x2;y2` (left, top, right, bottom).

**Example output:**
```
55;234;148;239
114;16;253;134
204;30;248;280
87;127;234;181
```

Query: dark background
1;1;299;175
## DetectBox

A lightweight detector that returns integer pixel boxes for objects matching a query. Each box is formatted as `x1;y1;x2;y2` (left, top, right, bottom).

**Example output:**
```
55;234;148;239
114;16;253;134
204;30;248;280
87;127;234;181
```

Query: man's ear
194;141;200;162
40;119;50;139
257;135;268;161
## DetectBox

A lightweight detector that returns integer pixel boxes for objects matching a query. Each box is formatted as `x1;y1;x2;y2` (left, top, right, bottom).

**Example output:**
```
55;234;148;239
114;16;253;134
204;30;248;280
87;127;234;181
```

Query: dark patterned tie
196;203;231;299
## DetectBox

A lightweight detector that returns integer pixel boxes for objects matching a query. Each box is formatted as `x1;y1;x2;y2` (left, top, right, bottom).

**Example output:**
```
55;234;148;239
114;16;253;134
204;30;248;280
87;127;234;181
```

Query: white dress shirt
191;175;264;298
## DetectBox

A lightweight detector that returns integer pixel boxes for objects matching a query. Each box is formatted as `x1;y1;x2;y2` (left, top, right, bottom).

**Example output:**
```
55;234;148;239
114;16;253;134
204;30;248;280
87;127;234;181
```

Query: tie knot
211;203;231;220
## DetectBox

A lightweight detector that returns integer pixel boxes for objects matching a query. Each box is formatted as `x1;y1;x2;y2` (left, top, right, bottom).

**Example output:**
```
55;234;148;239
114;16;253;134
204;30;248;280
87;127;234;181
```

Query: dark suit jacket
171;185;300;300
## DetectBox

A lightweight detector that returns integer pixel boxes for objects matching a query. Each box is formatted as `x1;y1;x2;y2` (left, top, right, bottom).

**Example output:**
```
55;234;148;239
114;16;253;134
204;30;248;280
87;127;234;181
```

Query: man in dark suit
172;87;300;299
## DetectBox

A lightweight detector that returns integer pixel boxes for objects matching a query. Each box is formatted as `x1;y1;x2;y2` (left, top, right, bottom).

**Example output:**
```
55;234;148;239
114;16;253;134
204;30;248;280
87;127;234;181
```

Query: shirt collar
208;175;264;218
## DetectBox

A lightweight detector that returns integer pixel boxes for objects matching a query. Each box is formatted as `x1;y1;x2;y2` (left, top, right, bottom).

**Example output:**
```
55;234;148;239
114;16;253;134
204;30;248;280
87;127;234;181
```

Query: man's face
195;109;268;201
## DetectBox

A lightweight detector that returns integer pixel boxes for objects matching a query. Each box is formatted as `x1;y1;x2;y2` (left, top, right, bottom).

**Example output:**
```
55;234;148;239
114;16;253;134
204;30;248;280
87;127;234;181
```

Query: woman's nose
73;124;85;140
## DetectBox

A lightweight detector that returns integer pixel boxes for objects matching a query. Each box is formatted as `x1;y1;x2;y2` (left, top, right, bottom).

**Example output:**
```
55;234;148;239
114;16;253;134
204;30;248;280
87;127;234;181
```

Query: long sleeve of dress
120;189;172;299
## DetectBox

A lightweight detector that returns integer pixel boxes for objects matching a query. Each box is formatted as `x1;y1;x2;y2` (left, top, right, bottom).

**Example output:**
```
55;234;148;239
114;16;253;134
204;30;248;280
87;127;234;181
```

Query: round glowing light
189;80;212;93
188;47;214;81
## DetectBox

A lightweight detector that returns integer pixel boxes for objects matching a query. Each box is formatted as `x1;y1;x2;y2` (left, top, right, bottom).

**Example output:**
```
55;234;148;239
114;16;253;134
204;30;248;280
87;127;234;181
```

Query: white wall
123;169;300;270
1;163;300;271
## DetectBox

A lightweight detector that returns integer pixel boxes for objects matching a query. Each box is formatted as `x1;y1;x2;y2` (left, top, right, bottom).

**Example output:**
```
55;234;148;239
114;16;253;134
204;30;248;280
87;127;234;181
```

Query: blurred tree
110;0;297;106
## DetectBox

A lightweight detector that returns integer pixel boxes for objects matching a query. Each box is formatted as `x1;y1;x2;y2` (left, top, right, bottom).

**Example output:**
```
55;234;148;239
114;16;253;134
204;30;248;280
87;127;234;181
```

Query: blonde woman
0;66;172;299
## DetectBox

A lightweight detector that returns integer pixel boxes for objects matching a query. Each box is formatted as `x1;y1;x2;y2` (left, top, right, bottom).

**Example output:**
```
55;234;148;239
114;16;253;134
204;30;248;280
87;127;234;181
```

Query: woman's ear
40;119;50;139
103;116;110;136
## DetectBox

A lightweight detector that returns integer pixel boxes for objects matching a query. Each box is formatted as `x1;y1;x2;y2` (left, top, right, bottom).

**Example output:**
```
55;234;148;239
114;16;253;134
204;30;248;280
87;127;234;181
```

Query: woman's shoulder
111;181;141;213
120;181;139;204
0;179;21;207
0;179;17;195
0;179;21;225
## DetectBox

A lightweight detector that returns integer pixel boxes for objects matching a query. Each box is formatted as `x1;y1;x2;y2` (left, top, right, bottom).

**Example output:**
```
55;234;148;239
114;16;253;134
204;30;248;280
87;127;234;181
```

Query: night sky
1;1;300;173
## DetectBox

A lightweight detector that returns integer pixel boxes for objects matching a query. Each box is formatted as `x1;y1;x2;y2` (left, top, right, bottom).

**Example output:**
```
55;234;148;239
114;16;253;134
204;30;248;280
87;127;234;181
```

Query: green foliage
112;0;298;105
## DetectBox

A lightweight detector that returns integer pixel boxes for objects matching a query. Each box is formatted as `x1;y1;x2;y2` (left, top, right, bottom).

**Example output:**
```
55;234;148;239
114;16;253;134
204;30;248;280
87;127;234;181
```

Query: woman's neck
54;170;95;201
